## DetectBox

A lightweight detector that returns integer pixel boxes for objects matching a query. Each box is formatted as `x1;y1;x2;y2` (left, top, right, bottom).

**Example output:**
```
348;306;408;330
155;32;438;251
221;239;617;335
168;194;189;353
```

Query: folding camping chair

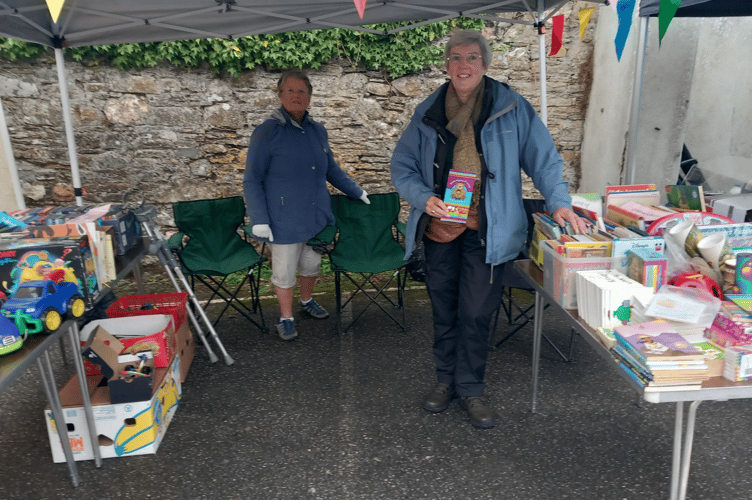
309;192;410;334
490;198;576;361
169;196;266;332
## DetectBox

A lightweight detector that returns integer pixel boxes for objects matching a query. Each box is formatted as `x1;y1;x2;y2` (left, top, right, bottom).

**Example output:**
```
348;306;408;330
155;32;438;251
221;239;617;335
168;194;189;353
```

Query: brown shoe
422;383;454;413
459;397;499;429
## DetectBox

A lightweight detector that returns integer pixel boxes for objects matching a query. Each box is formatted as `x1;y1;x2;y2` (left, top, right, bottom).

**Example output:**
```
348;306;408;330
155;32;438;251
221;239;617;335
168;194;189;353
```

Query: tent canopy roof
640;0;752;18
0;0;601;49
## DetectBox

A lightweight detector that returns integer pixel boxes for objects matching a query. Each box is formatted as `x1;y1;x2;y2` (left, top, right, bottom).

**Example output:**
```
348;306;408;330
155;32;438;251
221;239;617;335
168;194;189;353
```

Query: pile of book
612;319;711;392
575;269;654;334
705;302;752;347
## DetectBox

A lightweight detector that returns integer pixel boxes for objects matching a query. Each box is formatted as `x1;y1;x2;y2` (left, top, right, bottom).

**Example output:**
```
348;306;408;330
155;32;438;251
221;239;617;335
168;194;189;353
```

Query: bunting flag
353;0;367;19
549;15;565;56
45;0;65;23
659;0;683;45
578;8;595;39
614;0;636;61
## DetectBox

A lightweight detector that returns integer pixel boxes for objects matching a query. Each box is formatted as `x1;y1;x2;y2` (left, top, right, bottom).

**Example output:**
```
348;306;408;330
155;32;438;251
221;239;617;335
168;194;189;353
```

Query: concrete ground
2;285;751;500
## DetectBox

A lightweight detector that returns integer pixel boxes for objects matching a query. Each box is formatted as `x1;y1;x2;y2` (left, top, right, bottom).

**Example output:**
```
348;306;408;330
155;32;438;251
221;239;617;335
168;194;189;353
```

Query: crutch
127;196;234;365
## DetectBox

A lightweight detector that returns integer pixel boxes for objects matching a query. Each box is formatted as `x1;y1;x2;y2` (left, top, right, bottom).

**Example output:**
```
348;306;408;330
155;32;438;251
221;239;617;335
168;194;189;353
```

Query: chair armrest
240;224;254;240
167;232;185;251
307;225;337;254
394;221;406;237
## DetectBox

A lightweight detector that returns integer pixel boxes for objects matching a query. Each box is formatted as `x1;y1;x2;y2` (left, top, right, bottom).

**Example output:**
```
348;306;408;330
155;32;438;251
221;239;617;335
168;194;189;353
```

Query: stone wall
1;4;597;229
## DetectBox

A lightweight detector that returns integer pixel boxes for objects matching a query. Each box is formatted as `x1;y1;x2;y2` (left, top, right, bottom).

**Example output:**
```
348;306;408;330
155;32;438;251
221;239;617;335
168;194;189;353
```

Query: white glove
359;189;371;205
251;224;274;242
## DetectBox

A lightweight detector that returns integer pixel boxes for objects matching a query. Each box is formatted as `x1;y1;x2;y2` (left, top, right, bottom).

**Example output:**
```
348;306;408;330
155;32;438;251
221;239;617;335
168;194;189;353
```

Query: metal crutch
130;201;234;365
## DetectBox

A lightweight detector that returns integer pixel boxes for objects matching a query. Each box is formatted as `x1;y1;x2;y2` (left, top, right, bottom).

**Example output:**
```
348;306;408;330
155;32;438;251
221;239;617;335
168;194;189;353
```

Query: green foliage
0;18;485;77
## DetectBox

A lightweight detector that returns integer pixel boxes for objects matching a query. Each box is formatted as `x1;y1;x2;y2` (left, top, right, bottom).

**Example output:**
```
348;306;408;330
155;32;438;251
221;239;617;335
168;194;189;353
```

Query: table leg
531;291;544;414
37;352;79;487
678;400;702;500
670;402;683;500
133;261;145;295
70;322;102;467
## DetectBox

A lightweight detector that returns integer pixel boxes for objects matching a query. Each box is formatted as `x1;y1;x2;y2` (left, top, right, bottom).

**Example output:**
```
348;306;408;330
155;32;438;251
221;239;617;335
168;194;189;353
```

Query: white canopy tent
624;0;752;185
0;0;599;206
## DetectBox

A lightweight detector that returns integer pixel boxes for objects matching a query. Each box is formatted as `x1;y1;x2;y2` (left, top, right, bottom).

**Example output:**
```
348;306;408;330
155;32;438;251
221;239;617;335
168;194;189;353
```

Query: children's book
614;320;704;362
441;170;475;224
665;185;706;211
626;247;668;292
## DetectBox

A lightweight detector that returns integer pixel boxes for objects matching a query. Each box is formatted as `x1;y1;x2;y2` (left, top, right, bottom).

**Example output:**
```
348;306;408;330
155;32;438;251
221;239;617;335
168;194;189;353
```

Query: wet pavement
2;286;751;500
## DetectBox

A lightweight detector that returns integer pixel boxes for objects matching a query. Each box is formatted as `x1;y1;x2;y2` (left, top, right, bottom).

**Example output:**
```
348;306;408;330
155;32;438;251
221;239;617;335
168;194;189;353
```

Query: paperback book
441;170;475;224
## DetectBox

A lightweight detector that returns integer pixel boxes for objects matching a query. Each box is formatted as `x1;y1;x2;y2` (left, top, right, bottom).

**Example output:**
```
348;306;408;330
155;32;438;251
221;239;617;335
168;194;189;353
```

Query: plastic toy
1;280;86;332
0;310;44;355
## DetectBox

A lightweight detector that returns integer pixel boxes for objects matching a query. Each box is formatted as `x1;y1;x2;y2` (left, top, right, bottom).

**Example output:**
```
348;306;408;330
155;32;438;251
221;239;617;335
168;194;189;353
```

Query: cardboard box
81;327;125;379
80;315;176;369
0;236;100;309
174;319;195;383
44;354;181;462
711;194;752;223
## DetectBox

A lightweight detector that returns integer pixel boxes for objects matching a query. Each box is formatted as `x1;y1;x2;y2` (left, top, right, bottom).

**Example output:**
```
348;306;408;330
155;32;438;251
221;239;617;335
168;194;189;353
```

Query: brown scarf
425;79;484;243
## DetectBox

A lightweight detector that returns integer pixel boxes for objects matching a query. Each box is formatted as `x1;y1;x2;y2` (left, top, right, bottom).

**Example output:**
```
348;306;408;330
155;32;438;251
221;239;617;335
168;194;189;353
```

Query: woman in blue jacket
390;31;586;428
244;70;369;341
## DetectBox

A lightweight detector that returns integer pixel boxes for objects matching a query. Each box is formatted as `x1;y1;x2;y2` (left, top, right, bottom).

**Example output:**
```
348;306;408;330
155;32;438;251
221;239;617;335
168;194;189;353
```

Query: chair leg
335;270;342;335
338;271;407;332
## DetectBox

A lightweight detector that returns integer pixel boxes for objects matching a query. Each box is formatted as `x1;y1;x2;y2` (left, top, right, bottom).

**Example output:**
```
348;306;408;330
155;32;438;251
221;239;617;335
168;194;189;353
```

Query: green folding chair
310;192;410;334
168;196;266;331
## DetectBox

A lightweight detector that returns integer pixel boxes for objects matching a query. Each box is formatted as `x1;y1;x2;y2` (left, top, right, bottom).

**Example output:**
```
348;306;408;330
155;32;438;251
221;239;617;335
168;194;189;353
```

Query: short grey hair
277;70;312;95
444;30;492;68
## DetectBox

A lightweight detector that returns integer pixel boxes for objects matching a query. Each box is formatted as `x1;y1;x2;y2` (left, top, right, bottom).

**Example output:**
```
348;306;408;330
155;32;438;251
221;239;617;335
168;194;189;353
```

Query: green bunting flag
659;0;683;45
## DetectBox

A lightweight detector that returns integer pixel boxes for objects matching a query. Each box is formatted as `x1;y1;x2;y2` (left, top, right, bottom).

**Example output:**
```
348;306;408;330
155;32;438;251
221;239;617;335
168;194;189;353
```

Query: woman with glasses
244;69;370;342
390;30;586;428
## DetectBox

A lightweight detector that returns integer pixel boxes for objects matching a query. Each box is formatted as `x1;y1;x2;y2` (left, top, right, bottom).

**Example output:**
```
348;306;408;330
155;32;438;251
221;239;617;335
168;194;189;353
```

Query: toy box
80;315;176;371
106;293;188;330
44;354;181;462
626;247;668;292
0;236;99;309
97;208;141;255
542;241;620;310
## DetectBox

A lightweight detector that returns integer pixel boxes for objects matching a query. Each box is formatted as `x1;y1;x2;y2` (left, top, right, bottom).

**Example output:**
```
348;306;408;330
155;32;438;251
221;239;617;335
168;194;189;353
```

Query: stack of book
705;311;752;347
612;319;710;391
575;269;654;333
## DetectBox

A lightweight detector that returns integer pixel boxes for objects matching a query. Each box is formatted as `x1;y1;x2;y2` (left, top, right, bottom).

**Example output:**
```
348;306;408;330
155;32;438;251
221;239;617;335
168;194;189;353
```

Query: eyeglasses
282;89;309;95
446;53;483;66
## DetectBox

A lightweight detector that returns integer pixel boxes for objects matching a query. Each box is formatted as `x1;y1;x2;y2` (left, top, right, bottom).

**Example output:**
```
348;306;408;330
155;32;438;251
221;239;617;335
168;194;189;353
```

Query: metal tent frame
1;0;600;204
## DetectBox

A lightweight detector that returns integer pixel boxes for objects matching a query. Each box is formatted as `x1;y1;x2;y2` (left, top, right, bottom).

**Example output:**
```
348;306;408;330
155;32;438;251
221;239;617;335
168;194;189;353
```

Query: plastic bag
644;284;721;326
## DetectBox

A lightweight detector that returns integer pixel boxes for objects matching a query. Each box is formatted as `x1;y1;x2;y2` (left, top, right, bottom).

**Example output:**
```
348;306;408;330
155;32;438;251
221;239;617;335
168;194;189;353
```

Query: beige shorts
270;242;322;289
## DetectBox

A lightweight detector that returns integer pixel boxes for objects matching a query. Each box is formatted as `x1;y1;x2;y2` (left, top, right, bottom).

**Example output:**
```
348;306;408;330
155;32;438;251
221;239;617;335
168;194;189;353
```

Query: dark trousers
423;230;506;397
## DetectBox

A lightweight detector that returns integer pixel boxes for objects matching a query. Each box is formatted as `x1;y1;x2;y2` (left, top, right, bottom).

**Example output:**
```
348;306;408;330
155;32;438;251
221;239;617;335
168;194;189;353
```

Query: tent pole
54;48;84;207
537;2;548;125
0;98;25;210
625;14;649;185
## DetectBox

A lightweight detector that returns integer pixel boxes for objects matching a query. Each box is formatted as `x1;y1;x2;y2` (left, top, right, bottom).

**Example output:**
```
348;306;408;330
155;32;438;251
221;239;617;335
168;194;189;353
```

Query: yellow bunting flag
578;8;595;39
45;0;65;23
353;0;367;19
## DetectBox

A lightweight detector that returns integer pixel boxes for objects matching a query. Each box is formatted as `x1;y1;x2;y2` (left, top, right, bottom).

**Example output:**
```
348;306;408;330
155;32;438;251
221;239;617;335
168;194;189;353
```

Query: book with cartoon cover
441;170;476;223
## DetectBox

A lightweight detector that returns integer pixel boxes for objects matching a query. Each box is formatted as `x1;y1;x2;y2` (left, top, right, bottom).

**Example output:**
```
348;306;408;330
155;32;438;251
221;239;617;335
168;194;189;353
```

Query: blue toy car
0;314;23;355
1;280;86;332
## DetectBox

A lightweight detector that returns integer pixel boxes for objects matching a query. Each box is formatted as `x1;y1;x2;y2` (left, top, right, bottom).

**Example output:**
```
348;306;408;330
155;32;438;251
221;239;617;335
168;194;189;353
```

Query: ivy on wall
0;18;485;77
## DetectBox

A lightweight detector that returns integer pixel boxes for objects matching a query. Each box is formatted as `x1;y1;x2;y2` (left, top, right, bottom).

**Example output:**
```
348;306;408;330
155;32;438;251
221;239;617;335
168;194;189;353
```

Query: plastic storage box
542;242;620;310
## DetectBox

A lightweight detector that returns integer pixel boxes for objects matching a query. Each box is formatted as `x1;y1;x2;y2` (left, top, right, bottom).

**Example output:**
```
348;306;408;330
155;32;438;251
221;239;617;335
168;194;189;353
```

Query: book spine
613;331;649;365
615;359;647;388
613;345;652;379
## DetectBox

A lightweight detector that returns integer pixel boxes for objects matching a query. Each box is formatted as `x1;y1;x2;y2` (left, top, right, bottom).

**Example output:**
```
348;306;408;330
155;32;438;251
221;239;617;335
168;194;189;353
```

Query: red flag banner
549;15;565;56
354;0;366;19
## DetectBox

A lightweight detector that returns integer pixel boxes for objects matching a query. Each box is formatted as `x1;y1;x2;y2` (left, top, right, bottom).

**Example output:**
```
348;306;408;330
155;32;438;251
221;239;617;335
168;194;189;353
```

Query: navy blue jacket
244;107;364;244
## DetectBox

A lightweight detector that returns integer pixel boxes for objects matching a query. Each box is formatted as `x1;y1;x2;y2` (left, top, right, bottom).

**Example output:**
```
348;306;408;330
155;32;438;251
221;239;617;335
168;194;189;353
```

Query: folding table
516;259;752;500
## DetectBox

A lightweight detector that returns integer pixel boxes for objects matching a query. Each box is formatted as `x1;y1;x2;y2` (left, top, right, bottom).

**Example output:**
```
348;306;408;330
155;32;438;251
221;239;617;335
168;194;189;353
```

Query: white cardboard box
44;354;181;462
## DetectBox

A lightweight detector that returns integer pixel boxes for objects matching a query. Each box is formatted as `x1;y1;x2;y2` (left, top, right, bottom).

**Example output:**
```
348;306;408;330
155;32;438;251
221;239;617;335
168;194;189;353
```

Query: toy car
1;280;86;332
0;310;43;355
